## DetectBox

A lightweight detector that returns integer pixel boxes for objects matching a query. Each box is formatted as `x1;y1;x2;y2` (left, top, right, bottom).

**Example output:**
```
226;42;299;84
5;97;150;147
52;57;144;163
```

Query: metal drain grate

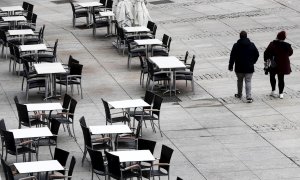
51;0;76;4
150;0;173;5
162;95;181;103
142;94;181;103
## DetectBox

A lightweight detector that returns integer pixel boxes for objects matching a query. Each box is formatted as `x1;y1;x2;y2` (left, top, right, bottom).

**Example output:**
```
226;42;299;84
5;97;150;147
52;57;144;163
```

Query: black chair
146;60;170;91
127;41;146;69
14;45;36;76
2;130;37;162
53;148;70;175
176;55;196;93
24;25;45;45
105;151;142;180
70;2;88;28
62;55;79;70
80;122;111;165
0;119;6;158
49;93;72;120
34;118;61;158
51;98;77;140
138;139;156;169
102;98;131;126
142;145;174;180
16;103;46;128
116;26;132;56
8;44;16;73
56;63;83;99
134;94;164;137
114;120;142;150
49;156;76;180
86;147;107;180
19;12;37;31
151;34;172;56
36;39;58;63
141;21;157;39
92;7;109;36
16;2;34;16
14;95;42;124
0;30;21;59
129;90;155;128
1;158;37;180
22;60;48;101
139;56;148;87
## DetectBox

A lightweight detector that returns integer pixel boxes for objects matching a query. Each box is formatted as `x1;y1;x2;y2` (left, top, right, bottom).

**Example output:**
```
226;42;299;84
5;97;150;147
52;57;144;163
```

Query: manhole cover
150;0;173;5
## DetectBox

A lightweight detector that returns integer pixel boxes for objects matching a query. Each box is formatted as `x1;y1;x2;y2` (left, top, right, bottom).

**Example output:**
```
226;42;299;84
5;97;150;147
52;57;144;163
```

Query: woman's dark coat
264;40;293;75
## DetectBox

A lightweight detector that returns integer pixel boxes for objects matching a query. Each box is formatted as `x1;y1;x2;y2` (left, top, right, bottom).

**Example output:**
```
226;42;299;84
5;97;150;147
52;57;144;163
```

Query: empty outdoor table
8;29;34;44
123;26;150;33
134;39;162;58
78;2;102;26
20;44;47;52
34;62;66;100
10;127;53;161
2;16;26;29
110;150;155;163
25;102;63;112
0;6;23;15
149;56;186;96
9;127;52;139
20;44;48;61
108;99;150;109
108;99;150;128
14;160;64;178
89;124;131;135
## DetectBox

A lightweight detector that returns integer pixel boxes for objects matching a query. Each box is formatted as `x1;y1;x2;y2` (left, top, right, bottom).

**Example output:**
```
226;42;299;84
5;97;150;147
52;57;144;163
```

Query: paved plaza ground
1;0;300;179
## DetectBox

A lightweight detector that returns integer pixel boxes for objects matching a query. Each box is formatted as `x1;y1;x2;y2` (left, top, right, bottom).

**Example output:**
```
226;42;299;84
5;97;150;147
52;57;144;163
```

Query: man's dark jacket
229;38;259;73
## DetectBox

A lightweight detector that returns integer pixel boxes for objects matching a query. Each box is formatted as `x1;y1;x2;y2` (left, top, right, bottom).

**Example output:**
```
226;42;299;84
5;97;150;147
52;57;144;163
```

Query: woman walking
264;31;293;99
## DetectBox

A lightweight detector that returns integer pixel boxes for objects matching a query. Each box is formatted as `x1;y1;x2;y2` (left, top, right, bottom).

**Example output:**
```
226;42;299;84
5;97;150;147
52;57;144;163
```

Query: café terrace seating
0;1;182;179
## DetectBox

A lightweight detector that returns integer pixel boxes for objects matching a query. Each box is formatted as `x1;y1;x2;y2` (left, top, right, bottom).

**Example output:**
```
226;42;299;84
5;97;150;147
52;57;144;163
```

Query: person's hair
240;31;247;39
277;31;286;40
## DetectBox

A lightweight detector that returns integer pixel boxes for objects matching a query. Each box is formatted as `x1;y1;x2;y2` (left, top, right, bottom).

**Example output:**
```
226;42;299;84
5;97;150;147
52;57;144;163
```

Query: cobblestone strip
156;7;284;24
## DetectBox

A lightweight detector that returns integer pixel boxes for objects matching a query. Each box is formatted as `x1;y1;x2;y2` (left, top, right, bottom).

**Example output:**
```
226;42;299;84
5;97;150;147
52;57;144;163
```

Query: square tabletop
25;102;63;111
110;150;155;162
34;62;66;74
9;127;53;139
2;16;26;21
19;44;47;52
78;2;102;7
8;29;34;36
108;99;150;109
14;160;64;174
123;26;150;33
134;39;162;46
149;56;186;69
0;6;23;12
89;125;131;135
99;11;114;17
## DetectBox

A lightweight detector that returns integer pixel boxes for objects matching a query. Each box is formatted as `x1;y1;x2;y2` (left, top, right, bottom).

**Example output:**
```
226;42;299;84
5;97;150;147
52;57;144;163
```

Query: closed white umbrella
115;0;134;27
133;0;151;26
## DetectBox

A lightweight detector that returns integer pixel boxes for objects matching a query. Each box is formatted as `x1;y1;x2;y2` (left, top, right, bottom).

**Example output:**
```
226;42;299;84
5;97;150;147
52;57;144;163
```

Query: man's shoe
234;94;242;99
279;94;283;99
247;98;253;103
270;91;276;97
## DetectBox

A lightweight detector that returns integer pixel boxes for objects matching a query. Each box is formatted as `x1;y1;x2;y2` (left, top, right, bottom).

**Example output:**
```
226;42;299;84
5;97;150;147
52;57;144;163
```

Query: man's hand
228;68;233;72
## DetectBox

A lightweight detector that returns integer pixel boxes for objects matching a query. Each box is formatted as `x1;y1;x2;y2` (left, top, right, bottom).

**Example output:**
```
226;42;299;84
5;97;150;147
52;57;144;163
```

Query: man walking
228;31;259;103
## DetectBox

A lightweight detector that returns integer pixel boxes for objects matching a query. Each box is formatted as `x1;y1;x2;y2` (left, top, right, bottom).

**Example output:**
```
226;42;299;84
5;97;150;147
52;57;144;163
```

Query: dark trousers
269;70;285;94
